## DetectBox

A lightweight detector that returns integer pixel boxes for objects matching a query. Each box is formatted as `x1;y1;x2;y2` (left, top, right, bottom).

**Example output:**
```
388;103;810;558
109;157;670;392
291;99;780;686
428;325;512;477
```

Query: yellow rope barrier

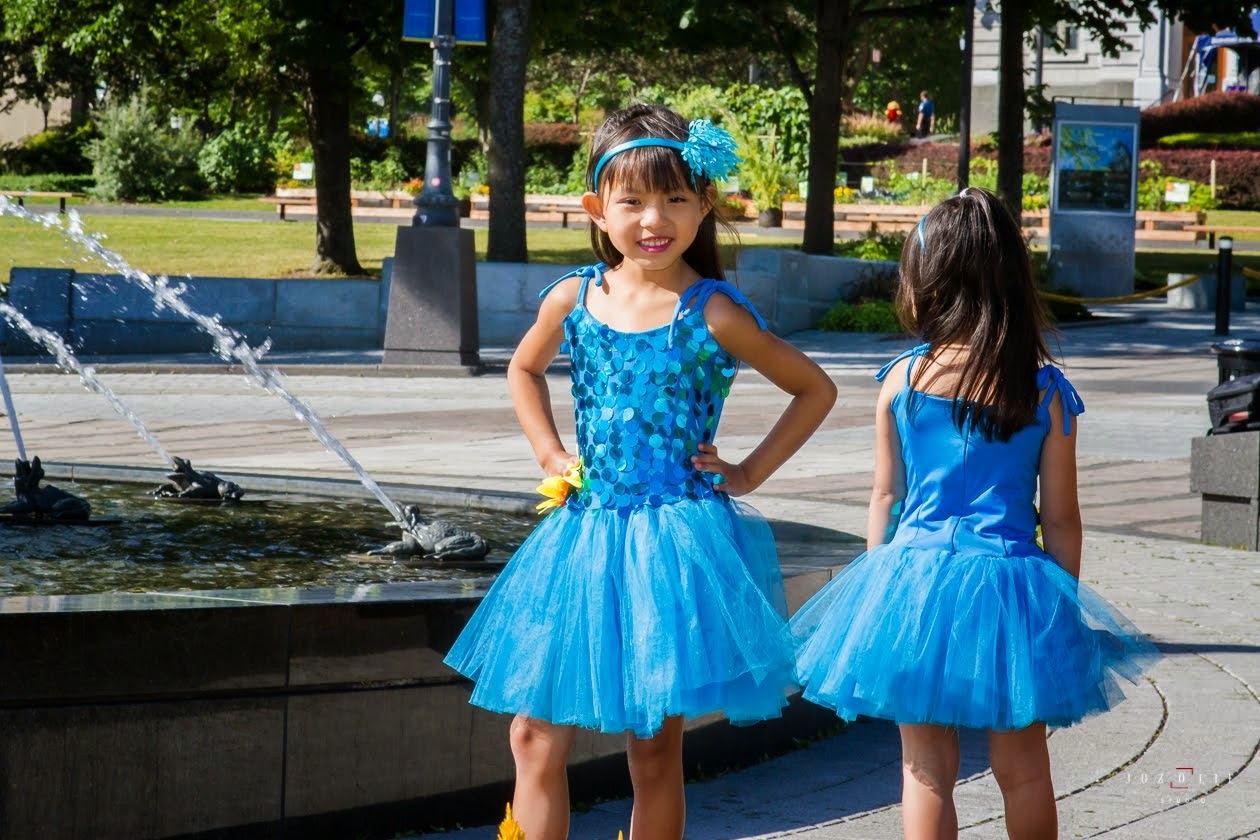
1243;265;1260;281
1037;274;1201;305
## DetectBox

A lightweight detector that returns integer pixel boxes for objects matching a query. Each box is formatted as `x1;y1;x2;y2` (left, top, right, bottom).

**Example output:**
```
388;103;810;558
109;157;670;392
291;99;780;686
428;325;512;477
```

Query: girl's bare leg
626;715;686;840
900;723;960;840
510;715;577;840
988;724;1057;840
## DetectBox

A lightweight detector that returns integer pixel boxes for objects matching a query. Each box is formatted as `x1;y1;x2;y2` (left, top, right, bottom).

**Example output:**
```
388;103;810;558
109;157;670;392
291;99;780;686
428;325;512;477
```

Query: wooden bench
0;190;79;213
1135;210;1207;243
259;195;316;220
782;201;930;233
266;188;421;220
783;201;1209;244
1183;224;1260;248
530;200;586;228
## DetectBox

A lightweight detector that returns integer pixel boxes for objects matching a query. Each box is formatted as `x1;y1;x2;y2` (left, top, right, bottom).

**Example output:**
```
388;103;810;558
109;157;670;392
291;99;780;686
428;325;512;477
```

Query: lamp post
413;0;459;227
384;0;480;369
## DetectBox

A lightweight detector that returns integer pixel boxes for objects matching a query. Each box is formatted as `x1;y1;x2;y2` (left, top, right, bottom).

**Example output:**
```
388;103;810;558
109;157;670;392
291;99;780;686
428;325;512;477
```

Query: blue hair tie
592;119;741;190
916;215;927;252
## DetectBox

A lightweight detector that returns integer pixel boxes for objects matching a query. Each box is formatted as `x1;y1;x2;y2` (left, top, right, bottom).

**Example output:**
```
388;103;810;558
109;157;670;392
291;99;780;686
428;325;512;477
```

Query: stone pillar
1191;431;1260;548
382;226;481;370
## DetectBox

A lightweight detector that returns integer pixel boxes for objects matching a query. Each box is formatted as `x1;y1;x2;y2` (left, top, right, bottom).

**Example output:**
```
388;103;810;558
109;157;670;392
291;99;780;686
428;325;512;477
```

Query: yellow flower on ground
497;803;526;840
535;458;583;514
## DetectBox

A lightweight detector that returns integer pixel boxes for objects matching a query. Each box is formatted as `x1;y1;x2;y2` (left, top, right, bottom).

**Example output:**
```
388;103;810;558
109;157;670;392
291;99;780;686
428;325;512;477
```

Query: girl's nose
641;202;664;225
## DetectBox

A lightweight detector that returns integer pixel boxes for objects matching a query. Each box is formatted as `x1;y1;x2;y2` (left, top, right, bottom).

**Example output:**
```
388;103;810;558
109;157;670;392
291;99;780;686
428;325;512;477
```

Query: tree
681;0;958;255
486;0;532;263
994;0;1258;219
3;0;409;275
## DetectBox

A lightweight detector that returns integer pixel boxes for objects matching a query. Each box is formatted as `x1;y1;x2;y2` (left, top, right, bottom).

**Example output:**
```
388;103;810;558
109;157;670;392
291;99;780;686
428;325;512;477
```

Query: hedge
883;143;1260;209
1140;91;1260;145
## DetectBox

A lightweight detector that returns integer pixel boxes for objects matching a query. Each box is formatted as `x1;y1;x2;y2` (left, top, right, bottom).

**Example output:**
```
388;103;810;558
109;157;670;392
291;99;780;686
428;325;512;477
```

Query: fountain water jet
0;301;174;467
0;197;404;525
0;353;27;461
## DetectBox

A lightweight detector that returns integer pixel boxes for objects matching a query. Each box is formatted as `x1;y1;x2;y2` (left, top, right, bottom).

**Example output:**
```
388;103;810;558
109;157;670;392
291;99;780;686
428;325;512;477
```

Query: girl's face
585;180;710;272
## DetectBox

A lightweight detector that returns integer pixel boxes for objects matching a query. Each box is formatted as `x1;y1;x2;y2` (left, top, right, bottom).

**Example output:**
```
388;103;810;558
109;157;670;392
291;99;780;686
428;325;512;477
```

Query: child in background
790;188;1159;839
444;103;836;840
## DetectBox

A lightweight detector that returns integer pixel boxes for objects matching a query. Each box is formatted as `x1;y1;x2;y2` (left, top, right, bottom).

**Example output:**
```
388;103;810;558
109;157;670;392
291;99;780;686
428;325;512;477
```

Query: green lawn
0;211;794;278
2;201;1257;281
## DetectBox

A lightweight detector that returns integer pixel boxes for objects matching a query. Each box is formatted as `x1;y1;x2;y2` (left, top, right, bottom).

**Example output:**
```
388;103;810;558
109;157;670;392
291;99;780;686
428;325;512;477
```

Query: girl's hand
541;450;579;476
691;443;752;497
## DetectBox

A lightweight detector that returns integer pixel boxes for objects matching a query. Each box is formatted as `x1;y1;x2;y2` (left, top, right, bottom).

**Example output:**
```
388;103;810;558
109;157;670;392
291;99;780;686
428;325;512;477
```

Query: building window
1057;23;1080;51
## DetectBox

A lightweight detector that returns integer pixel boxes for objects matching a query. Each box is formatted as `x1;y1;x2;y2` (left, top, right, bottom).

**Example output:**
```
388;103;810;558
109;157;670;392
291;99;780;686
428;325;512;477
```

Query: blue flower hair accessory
592;118;742;189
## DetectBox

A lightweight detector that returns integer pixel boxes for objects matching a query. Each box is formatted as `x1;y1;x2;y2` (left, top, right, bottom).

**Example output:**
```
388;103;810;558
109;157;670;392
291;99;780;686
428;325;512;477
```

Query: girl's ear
580;191;607;230
702;185;717;215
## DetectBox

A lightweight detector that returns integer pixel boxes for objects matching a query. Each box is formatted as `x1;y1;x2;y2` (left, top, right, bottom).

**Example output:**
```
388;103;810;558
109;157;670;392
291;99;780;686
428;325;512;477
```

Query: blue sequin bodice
544;265;766;511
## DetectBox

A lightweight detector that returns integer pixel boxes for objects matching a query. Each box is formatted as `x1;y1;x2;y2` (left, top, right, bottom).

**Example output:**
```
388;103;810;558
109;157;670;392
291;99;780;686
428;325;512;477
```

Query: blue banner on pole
403;0;486;45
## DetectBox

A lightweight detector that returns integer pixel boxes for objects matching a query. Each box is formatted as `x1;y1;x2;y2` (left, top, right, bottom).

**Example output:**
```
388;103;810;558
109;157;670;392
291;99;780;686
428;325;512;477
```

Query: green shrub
0;123;96;175
1156;131;1260;150
88;97;206;201
0;173;94;192
840;113;907;147
198;125;287;193
1135;159;1217;211
835;227;908;261
817;299;901;332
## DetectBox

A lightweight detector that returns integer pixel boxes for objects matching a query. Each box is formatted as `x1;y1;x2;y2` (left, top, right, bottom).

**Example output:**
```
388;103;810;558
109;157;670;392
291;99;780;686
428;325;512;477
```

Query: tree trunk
802;0;848;255
996;1;1027;221
486;0;531;263
305;58;363;275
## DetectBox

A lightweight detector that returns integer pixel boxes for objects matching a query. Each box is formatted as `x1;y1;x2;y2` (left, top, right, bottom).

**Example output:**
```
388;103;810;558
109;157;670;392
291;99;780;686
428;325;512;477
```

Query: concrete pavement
0;299;1257;837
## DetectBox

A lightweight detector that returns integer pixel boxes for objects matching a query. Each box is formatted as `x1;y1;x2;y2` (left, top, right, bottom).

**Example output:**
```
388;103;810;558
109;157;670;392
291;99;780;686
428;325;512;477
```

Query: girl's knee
626;720;683;782
988;725;1051;790
900;724;960;793
510;716;573;774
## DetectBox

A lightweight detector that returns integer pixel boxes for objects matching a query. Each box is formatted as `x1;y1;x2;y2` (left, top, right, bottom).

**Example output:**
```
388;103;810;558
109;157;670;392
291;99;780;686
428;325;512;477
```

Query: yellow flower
535;458;583;514
497;803;526;840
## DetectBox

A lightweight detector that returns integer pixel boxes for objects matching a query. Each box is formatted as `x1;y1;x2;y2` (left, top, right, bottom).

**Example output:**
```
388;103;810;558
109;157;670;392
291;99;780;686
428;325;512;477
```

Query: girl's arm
1038;397;1082;578
867;368;907;550
692;295;837;496
507;278;580;476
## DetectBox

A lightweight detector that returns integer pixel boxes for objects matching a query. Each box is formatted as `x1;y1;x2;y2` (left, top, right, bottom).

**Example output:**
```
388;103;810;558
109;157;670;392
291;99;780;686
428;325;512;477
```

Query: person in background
916;90;935;138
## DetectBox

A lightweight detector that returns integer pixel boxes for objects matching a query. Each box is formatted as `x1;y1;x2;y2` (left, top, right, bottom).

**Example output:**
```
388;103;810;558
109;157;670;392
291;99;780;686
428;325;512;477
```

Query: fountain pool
0;479;533;596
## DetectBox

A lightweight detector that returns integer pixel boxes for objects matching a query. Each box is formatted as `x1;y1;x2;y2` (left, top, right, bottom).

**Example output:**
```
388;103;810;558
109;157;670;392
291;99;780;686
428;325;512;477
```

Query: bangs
597;145;694;194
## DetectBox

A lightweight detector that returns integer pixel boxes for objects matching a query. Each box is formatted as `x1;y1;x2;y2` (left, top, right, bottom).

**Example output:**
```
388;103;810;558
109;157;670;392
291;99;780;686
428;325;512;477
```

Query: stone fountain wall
2;251;894;356
0;560;840;839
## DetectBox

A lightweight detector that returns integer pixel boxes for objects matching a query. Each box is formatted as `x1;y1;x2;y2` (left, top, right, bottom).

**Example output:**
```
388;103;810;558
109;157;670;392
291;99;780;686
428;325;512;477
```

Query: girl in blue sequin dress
443;104;836;839
790;189;1159;839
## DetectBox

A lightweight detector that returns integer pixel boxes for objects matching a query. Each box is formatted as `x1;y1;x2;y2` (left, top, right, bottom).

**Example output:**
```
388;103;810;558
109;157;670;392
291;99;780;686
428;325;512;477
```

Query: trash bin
1212;338;1260;384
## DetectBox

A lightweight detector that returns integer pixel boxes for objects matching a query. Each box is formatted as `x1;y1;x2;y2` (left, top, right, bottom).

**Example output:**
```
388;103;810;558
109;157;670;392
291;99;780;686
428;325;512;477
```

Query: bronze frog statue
368;504;490;560
1;456;91;521
153;456;244;501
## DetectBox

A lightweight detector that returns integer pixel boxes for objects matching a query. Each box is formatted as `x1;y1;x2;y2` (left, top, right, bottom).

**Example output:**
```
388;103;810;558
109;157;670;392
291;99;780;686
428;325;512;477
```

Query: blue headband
592;118;741;190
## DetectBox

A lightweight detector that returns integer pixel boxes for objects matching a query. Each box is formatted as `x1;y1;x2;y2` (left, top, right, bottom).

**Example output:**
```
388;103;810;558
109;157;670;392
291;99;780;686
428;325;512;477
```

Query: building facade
968;7;1189;135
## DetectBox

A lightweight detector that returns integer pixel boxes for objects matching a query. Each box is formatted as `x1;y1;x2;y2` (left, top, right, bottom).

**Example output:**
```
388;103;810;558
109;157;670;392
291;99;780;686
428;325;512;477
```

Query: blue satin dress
791;343;1160;730
444;264;794;737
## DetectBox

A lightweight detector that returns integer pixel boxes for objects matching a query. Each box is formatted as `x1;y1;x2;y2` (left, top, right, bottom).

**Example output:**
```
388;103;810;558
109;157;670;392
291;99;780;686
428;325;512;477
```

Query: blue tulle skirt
789;544;1161;731
443;496;794;737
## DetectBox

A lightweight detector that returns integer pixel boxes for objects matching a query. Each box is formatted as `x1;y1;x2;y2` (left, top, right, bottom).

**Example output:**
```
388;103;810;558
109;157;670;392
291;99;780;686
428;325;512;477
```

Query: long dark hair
586;103;736;281
895;188;1054;441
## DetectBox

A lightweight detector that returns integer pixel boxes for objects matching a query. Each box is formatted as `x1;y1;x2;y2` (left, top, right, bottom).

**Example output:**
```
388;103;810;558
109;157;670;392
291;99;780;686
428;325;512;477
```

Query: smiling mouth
638;237;672;252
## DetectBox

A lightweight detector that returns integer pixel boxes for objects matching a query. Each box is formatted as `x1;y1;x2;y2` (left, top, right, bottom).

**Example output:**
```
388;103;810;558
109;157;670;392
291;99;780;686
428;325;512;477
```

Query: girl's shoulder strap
671;277;767;347
875;342;931;383
537;263;608;306
1036;364;1085;435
